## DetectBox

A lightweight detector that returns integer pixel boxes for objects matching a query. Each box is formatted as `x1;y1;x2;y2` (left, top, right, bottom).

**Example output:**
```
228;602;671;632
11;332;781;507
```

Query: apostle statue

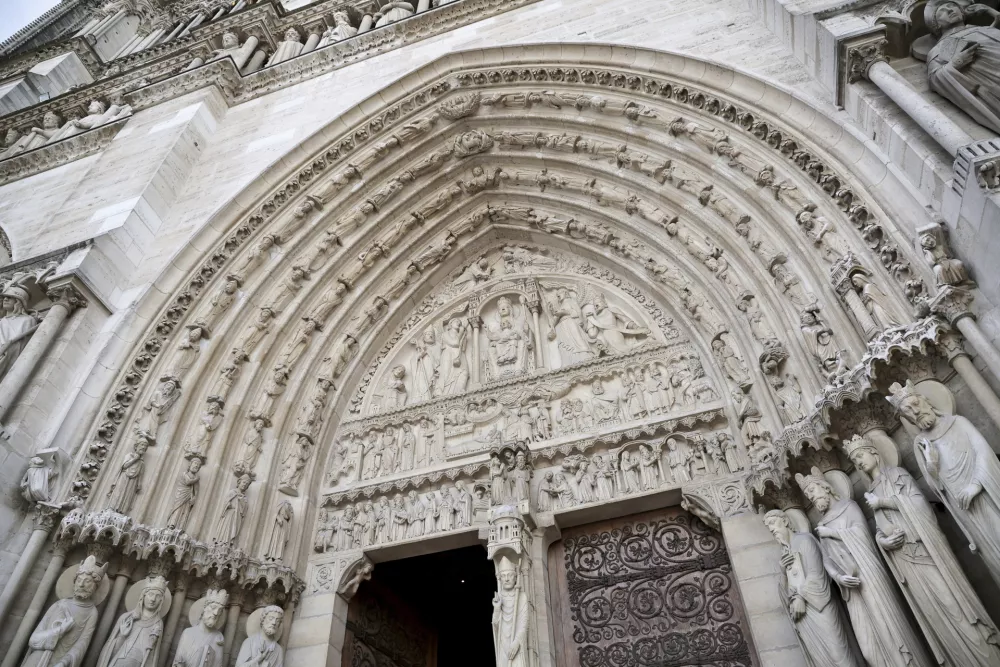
0;280;39;381
888;380;1000;585
845;434;1000;666
20;556;107;667
96;576;169;667
171;589;227;667
763;509;863;667
492;556;529;667
924;0;1000;134
318;11;358;47
235;606;284;667
266;28;304;67
795;468;931;667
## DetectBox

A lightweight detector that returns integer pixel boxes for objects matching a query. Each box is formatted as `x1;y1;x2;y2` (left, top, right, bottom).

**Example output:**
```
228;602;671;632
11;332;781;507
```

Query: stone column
0;504;61;628
178;12;206;38
470;316;482;386
932;286;1000;382
358;14;374;33
843;36;973;157
527;299;544;368
302;32;321;54
0;282;85;423
158;573;188;667
417;0;431;11
939;331;1000;432
1;539;69;667
84;560;134;667
222;589;245;666
243;49;267;75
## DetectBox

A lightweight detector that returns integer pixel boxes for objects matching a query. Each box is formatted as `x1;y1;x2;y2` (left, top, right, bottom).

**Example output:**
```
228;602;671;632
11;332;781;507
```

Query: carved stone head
887;381;939;431
73;555;107;601
260;606;284;638
283;27;301;43
42;112;61;129
925;0;965;35
221;31;239;49
87;100;107;116
763;509;791;546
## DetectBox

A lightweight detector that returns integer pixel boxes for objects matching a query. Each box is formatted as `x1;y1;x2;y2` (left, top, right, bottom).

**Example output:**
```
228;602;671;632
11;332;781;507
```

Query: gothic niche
328;245;722;489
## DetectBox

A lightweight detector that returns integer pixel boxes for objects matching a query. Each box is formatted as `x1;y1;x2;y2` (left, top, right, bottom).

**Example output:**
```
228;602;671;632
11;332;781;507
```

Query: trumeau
3;0;1000;666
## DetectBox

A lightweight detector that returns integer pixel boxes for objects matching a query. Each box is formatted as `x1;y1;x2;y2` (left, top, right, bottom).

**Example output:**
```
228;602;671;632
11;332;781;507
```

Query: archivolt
65;44;935;574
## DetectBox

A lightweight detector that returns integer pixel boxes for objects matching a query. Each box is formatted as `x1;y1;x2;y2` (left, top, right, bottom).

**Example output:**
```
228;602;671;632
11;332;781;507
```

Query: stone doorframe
293;486;801;667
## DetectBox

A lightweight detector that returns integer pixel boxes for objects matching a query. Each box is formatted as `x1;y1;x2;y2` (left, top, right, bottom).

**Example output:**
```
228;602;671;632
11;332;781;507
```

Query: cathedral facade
1;0;1000;666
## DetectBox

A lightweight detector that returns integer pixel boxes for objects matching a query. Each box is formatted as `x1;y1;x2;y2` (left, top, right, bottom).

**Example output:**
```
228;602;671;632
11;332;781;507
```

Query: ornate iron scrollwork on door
562;509;754;667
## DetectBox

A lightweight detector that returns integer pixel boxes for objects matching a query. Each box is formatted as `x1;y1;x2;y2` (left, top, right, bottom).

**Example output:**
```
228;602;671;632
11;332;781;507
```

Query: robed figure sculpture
492;556;529;667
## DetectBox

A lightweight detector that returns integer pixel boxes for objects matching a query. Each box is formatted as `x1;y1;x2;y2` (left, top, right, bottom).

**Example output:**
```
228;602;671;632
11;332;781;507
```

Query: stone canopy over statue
923;0;1000;133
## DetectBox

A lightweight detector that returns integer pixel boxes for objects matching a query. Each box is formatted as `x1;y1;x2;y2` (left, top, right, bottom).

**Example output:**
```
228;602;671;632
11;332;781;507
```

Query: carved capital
31;502;62;532
837;29;888;106
45;280;88;311
929;285;975;325
938;330;970;362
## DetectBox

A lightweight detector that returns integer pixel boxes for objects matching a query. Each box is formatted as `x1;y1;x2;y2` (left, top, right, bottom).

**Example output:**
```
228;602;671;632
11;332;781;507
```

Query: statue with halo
171;589;228;667
96;576;171;667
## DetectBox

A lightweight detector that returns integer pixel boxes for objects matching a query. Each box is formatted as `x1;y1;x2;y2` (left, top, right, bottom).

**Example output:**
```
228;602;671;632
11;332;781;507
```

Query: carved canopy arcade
63;46;929;602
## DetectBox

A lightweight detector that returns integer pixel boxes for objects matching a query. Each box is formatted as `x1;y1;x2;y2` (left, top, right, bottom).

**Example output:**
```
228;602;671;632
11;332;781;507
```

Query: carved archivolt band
62;48;932;579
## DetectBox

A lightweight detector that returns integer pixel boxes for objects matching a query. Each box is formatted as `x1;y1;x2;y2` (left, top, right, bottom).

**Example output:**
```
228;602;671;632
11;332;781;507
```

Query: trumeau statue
0;279;39;381
96;576;169;667
21;556;107;667
492;556;530;667
845;434;1000;666
795;468;931;667
171;589;227;667
235;607;284;667
763;509;863;667
923;0;1000;133
888;380;1000;586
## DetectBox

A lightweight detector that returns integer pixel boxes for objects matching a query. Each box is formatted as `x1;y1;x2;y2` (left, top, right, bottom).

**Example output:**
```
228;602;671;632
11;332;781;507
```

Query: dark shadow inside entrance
364;544;498;667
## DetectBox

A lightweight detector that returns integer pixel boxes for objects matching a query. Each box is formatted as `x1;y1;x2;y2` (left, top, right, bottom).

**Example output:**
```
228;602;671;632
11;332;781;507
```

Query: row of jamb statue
766;380;1000;667
20;559;286;667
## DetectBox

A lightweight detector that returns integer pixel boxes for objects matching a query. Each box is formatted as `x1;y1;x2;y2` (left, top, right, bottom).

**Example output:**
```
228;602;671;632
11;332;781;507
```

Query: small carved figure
107;436;149;514
852;273;901;330
166;456;202;530
264;501;293;561
439;318;469;395
919;228;969;286
619;450;643;493
21;455;56;505
135;375;181;440
454;481;473;527
213;474;253;545
665;437;692;484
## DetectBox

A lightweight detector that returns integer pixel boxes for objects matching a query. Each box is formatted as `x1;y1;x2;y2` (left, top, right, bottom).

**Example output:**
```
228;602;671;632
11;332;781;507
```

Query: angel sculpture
541;282;595;367
485;296;533;379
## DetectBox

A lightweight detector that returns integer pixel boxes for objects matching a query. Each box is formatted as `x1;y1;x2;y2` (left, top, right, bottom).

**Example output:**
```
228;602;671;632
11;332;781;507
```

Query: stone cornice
0;118;128;187
0;35;102;81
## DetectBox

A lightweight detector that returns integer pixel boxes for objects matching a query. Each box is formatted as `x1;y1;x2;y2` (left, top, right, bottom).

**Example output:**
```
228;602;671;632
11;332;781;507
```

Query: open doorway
345;545;498;667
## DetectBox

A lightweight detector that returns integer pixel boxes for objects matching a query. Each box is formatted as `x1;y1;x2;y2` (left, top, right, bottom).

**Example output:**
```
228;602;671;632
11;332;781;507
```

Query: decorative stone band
0;118;128;187
56;507;305;596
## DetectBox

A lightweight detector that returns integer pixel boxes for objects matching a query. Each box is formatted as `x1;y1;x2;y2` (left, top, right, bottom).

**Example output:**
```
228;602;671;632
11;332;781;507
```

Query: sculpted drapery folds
96;577;169;667
888;380;1000;586
845;435;1000;666
795;468;932;667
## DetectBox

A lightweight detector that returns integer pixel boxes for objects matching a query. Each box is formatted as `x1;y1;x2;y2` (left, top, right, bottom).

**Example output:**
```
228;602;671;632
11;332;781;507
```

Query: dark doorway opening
360;544;498;667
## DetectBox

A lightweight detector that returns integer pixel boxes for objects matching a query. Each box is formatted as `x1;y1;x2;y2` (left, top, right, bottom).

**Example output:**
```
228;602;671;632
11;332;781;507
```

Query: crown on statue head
842;434;879;459
885;380;918;412
76;555;108;581
145;575;168;594
794;466;829;493
205;589;229;606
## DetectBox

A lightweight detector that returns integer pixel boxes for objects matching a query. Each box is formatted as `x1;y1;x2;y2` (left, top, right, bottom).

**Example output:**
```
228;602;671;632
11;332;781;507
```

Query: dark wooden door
342;578;438;667
549;507;756;667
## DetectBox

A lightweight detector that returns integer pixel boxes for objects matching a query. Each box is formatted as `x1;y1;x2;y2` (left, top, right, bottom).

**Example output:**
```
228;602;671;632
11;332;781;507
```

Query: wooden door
342;578;438;667
549;507;756;667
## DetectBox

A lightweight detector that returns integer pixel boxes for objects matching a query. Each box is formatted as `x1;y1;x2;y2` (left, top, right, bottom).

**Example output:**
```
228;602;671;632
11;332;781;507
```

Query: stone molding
0;118;128;187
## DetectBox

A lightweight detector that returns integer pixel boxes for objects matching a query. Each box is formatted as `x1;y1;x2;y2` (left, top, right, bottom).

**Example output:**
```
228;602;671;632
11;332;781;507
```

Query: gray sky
0;0;62;42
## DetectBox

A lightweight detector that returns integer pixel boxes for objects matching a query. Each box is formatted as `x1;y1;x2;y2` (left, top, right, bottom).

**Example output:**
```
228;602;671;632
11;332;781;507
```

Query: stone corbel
336;553;374;599
680;476;753;531
837;29;888;106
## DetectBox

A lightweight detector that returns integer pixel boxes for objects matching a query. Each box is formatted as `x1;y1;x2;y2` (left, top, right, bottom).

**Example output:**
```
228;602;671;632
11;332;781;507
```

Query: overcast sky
0;0;62;42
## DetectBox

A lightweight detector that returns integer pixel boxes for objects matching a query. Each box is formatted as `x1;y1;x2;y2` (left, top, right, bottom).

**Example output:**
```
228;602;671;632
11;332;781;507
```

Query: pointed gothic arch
56;45;938;648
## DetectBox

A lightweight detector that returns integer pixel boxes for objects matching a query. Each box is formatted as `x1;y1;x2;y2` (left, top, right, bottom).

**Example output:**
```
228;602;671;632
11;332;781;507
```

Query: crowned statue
21;556;107;667
888;380;1000;586
96;576;169;667
0;279;39;381
171;590;228;667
